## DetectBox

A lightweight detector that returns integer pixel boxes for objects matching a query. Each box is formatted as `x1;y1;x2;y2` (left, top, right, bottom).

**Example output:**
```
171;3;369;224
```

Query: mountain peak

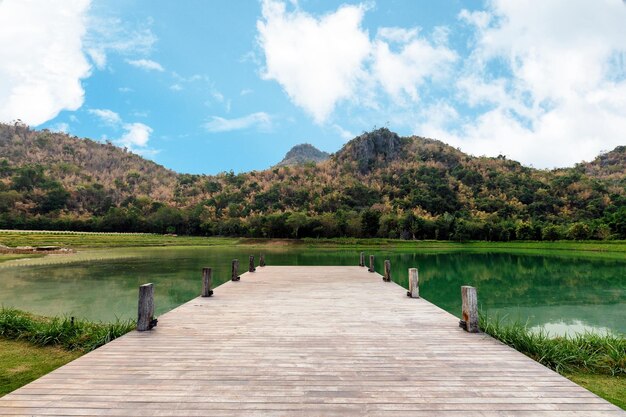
275;143;330;167
335;128;406;173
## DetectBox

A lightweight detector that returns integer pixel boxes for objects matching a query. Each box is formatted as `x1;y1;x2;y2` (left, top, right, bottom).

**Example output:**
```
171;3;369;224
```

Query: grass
1;230;625;257
0;230;239;248
567;373;626;409
0;308;134;397
0;254;44;264
480;316;626;409
480;316;625;376
0;308;135;352
0;338;81;397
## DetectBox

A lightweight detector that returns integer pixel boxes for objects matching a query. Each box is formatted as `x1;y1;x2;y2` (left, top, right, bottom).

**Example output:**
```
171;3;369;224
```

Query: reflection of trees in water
0;248;624;333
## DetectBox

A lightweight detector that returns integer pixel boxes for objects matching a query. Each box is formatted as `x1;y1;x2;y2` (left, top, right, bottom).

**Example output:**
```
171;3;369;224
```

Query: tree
515;222;535;240
286;212;308;238
12;166;45;191
541;225;562;241
361;209;381;238
567;222;591;240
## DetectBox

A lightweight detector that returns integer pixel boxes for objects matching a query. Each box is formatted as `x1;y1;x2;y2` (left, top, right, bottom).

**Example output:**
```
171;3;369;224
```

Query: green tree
515;222;535;240
361;209;381;238
567;222;591;240
286;212;309;238
541;225;562;241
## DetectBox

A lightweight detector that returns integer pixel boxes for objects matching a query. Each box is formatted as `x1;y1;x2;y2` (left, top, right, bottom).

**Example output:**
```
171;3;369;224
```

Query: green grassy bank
0;308;134;352
1;229;625;257
481;317;625;409
0;308;135;397
0;338;81;397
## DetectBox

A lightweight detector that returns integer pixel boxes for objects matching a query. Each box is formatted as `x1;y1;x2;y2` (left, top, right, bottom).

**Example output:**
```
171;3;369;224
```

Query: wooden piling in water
368;255;375;273
231;259;240;281
201;268;213;297
137;283;155;331
383;260;391;282
259;254;266;267
359;252;365;267
408;268;419;298
249;255;256;272
461;286;479;333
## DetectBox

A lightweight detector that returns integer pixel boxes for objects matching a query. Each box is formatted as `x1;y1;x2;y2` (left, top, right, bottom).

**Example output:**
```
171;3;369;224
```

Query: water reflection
0;247;624;336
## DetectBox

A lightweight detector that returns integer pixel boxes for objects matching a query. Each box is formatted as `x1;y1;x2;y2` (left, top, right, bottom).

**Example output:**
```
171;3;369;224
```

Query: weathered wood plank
1;266;622;416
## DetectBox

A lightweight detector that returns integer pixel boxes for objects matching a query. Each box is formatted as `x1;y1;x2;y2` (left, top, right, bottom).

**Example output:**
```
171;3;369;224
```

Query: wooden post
383;260;391;282
201;267;213;297
137;283;155;331
259;254;266;267
359;252;365;267
368;255;375;273
408;268;419;298
231;259;240;281
461;286;479;333
249;255;256;272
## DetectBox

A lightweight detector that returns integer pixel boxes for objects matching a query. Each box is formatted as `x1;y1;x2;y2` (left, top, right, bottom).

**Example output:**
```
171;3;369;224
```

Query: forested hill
0;122;624;241
275;144;330;167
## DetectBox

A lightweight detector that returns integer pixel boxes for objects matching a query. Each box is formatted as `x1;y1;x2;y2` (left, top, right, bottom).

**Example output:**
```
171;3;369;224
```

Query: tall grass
0;308;134;352
480;315;626;376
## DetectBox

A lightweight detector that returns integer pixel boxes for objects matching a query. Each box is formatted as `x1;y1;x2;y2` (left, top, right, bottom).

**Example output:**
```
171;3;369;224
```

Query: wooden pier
1;265;623;416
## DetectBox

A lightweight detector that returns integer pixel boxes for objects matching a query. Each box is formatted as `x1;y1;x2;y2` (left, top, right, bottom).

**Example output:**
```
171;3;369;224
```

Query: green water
0;246;624;336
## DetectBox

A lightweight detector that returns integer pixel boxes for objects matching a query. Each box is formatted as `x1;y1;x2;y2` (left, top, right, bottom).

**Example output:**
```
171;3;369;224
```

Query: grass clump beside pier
0;308;134;352
480;316;626;376
480;317;626;409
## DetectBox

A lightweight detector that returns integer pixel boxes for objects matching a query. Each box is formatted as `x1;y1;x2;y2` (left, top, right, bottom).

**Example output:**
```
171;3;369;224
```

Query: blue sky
1;0;625;174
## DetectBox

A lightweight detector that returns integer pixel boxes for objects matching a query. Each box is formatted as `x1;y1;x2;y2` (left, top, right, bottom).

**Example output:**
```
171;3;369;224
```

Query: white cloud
87;107;154;152
257;0;371;123
372;28;457;102
0;0;92;126
50;122;70;133
126;59;165;72
444;0;626;167
84;15;157;70
257;1;456;123
118;122;152;148
332;124;355;141
170;84;183;91
204;112;272;132
88;108;122;125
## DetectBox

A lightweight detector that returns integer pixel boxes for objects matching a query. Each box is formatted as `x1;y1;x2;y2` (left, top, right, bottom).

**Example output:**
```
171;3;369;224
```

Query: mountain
579;146;626;183
275;143;330;167
0;123;624;240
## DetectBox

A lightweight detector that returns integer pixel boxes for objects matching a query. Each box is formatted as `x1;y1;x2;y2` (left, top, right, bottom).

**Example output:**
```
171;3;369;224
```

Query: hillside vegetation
275;143;330;167
0;122;625;241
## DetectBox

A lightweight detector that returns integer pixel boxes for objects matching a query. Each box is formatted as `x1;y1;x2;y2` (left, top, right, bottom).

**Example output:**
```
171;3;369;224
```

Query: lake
1;246;624;336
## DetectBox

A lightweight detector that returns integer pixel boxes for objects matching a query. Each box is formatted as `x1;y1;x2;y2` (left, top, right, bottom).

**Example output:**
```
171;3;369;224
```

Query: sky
1;0;625;174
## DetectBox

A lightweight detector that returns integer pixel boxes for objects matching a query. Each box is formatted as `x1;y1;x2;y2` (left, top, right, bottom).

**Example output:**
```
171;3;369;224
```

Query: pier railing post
231;259;240;281
359;252;365;267
201;267;213;297
249;255;256;272
383;260;391;282
368;255;375;273
408;268;419;298
259;254;266;267
461;286;479;333
137;283;156;331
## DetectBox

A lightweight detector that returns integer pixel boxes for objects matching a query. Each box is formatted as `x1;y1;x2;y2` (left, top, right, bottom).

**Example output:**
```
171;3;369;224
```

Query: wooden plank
0;266;622;416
